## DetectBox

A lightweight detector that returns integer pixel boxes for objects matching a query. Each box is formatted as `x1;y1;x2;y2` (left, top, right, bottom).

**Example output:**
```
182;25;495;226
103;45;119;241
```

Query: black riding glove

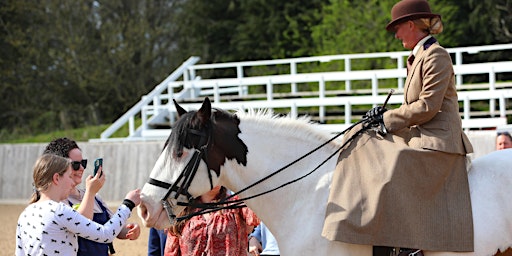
364;106;388;135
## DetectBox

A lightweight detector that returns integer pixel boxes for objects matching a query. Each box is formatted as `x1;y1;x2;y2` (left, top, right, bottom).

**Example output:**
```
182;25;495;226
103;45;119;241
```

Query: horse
138;97;512;256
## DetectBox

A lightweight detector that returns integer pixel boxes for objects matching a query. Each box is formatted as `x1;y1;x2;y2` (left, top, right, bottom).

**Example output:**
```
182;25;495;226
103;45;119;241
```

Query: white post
372;74;378;107
499;94;505;118
237;65;245;96
267;79;273;101
345;57;351;91
319;76;326;123
291;102;298;119
214;83;220;103
345;102;351;125
489;66;496;117
290;61;297;94
397;56;404;90
455;51;463;86
129;116;135;137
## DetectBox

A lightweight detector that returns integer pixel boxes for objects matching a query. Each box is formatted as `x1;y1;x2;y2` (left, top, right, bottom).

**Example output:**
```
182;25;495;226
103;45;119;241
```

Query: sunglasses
71;159;88;171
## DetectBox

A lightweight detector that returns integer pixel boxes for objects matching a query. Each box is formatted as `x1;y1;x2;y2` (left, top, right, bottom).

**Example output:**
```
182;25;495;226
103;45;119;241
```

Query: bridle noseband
146;124;214;224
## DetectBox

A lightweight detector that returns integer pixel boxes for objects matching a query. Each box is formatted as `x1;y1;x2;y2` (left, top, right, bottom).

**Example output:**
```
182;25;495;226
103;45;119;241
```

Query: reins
177;118;367;221
173;90;394;222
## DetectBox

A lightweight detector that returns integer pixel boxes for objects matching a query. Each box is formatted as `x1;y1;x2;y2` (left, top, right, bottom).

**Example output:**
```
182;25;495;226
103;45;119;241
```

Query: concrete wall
0;141;164;202
0;131;498;202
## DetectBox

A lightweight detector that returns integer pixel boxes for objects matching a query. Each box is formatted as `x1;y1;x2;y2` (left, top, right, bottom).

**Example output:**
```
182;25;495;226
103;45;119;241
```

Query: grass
0;123;134;144
0;125;108;144
0;116;144;144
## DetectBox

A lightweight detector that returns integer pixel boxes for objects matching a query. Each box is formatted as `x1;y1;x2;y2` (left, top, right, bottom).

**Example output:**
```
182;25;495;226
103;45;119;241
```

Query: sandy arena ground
2;203;150;255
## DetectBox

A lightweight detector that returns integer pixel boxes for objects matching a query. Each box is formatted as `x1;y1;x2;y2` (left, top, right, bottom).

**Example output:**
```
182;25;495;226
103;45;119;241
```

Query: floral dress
164;196;260;256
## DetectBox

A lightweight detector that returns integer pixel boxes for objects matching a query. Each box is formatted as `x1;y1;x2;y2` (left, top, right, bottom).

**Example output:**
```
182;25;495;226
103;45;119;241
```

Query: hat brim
386;13;440;32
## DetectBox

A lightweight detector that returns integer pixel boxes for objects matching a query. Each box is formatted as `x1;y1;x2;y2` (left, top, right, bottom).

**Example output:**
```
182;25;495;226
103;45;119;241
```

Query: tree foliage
0;0;508;139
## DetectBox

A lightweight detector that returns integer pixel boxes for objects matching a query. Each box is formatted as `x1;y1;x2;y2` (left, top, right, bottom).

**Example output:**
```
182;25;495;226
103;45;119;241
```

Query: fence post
489;66;496;117
319;76;326;123
345;57;351;91
291;61;297;94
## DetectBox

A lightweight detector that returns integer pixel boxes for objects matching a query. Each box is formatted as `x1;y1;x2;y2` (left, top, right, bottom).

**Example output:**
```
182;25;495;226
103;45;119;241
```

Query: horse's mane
234;108;336;143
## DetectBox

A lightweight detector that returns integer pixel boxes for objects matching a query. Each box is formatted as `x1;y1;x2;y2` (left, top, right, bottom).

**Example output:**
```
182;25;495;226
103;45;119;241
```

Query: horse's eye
175;150;183;158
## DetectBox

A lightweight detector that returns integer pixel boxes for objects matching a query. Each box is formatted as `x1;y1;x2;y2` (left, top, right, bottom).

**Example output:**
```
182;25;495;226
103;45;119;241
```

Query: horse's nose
138;203;148;221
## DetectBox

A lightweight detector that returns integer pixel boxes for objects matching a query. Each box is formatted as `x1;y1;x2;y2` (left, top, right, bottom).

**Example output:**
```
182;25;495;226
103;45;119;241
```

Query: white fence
0;133;504;202
97;44;512;142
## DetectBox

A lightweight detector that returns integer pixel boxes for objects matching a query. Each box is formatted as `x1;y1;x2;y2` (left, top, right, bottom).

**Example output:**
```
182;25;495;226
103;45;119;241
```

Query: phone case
93;158;103;177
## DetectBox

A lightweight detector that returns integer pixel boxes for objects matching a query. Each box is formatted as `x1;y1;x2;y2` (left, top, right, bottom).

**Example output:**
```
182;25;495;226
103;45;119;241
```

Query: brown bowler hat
386;0;440;32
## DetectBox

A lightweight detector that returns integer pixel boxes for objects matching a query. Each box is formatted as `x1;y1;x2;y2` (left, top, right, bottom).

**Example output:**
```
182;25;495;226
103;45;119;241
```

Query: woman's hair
30;154;70;203
169;186;228;236
413;17;443;34
43;137;80;158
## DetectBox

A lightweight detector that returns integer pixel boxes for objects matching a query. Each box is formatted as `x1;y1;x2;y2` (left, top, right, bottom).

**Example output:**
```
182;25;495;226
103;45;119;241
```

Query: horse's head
138;97;248;229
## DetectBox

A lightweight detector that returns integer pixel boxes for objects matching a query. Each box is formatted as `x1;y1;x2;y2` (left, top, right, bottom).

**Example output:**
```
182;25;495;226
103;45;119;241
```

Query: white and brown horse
138;97;512;256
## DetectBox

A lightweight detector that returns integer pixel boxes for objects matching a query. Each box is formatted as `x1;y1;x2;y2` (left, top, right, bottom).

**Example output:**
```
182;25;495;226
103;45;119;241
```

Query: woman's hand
85;166;106;194
118;223;141;240
125;189;141;206
248;236;262;256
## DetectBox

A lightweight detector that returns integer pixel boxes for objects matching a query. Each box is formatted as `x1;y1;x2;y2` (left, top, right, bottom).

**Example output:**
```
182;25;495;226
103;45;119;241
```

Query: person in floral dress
164;186;260;256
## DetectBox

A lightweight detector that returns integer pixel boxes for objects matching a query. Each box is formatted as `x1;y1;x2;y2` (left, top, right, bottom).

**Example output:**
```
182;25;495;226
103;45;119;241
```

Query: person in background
496;131;512;150
148;228;168;256
164;186;260;256
43;137;141;255
322;0;474;255
15;154;140;256
248;222;280;256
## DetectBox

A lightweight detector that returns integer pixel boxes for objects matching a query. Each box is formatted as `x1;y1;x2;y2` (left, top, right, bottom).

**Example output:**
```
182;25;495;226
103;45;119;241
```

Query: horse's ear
197;97;212;123
173;99;187;117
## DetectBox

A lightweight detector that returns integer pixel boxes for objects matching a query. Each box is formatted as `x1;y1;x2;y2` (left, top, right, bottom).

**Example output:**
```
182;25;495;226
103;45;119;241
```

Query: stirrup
398;249;423;256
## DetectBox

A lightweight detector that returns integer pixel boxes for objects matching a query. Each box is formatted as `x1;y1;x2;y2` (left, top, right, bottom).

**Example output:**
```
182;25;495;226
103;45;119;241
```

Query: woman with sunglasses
43;137;141;256
16;154;140;256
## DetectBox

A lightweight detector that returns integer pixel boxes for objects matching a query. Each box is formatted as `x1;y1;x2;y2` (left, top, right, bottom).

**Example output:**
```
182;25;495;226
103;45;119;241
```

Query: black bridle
146;125;215;224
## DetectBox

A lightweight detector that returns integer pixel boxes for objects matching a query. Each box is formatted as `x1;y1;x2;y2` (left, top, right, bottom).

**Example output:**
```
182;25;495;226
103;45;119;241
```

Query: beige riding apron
322;125;473;251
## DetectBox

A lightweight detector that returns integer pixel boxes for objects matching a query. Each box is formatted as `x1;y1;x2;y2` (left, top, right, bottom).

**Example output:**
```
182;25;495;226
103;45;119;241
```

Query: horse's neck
219;117;340;241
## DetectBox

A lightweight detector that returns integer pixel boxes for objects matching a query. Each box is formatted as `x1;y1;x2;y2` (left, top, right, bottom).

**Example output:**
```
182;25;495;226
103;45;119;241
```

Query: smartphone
93;158;103;177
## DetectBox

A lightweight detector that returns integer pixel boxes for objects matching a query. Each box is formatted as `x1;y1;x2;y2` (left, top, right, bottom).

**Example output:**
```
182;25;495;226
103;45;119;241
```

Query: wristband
122;199;136;211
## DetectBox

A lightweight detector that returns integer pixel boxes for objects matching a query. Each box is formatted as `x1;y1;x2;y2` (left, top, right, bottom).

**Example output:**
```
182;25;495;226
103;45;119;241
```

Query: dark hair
43;137;80;158
30;154;70;203
497;131;512;141
170;186;228;236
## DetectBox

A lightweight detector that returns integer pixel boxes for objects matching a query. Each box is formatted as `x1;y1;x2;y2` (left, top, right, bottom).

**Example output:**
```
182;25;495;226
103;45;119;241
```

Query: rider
322;0;474;255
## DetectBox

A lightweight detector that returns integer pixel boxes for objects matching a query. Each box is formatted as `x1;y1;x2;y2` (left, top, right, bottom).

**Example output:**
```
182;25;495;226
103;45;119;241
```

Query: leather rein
145;90;393;224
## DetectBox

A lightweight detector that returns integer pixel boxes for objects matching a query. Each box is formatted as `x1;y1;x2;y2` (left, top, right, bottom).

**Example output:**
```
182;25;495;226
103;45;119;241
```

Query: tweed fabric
322;41;474;251
322;126;473;251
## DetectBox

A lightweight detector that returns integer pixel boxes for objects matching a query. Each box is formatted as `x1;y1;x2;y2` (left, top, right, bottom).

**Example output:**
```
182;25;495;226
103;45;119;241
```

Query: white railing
141;88;511;138
96;44;512;141
98;56;200;140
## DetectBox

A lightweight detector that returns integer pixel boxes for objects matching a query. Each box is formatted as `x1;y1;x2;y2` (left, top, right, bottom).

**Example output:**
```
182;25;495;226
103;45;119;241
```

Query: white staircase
94;44;512;142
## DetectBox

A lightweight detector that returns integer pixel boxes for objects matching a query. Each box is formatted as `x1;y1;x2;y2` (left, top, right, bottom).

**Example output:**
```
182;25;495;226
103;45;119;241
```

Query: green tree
0;0;182;136
232;0;327;61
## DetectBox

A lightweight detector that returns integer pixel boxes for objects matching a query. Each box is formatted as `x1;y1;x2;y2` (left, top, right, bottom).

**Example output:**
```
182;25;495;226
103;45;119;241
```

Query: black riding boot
397;248;423;256
373;246;395;256
373;247;423;256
